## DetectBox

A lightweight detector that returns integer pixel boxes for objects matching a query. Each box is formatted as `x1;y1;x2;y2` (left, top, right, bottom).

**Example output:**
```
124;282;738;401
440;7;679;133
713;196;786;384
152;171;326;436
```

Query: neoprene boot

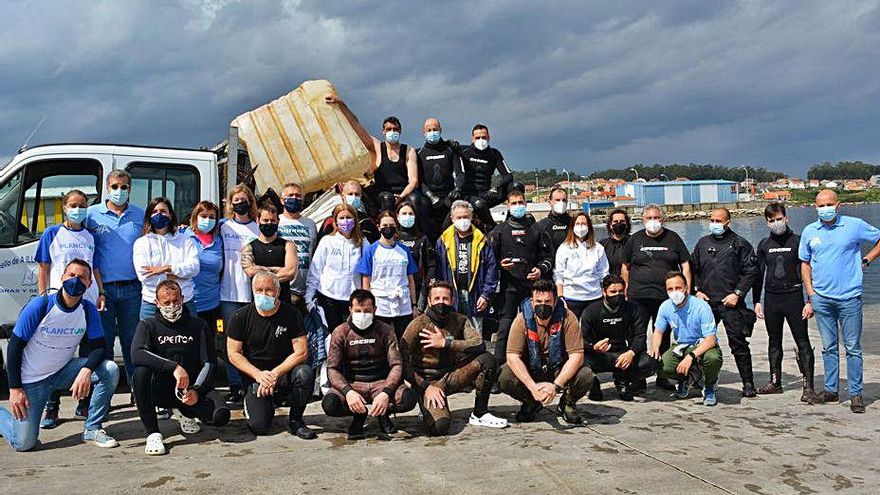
757;373;783;394
796;349;819;404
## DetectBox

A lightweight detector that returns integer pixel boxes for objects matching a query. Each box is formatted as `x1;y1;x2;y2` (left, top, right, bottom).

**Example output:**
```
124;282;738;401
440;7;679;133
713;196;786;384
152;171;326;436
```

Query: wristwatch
863;257;870;267
554;383;565;394
688;351;698;361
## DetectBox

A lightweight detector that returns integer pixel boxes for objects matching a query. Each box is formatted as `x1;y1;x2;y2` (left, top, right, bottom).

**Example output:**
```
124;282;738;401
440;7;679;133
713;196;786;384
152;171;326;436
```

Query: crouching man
321;289;418;440
500;280;593;425
401;282;508;436
649;271;724;406
132;280;231;455
0;259;119;451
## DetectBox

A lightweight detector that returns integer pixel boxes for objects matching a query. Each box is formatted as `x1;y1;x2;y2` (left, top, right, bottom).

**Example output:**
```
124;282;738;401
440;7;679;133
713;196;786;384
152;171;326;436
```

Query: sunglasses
110;184;130;191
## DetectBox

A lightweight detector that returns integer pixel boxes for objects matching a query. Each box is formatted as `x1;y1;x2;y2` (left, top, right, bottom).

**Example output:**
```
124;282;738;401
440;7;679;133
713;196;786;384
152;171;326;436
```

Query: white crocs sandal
468;412;509;429
145;433;166;455
176;411;201;434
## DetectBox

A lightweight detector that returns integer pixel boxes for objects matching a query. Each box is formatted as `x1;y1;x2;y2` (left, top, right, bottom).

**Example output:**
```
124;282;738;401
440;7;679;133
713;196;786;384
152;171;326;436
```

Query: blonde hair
331;203;363;247
225;184;258;220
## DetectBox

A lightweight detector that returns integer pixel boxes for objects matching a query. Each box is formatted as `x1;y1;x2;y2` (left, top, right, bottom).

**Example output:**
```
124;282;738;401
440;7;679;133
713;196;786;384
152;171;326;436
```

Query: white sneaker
468;412;509;429
144;432;166;455
176;411;201;434
82;428;118;448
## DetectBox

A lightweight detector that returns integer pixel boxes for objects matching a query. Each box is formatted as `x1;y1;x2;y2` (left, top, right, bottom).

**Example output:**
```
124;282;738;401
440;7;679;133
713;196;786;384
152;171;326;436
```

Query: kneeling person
321;290;418;439
228;271;317;439
581;274;658;401
500;280;593;424
132;280;231;455
401;282;507;436
649;271;723;406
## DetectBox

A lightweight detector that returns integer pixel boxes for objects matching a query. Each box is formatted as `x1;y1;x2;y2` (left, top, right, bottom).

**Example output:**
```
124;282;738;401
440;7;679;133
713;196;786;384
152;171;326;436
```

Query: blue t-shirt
185;227;223;312
799;215;880;300
86;202;145;283
655;295;716;346
13;293;104;384
356;241;418;317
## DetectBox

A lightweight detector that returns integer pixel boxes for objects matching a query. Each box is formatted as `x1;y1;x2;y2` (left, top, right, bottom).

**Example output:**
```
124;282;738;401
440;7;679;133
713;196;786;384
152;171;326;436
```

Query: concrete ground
3;306;880;495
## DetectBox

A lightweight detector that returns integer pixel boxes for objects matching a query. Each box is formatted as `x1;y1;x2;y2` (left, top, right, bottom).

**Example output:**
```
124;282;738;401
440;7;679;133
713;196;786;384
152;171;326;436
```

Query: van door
0;157;105;334
118;158;211;225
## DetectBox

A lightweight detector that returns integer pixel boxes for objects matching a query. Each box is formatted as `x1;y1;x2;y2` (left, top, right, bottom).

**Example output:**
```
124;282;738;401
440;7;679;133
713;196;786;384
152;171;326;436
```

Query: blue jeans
220;301;248;388
139;300;198;321
0;359;119;451
812;294;863;396
101;281;142;383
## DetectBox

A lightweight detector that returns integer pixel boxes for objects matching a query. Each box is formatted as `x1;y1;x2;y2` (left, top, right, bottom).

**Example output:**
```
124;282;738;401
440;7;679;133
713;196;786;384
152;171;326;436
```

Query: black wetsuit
398;227;438;310
418;139;463;239
535;212;571;256
457;144;514;227
580;300;657;383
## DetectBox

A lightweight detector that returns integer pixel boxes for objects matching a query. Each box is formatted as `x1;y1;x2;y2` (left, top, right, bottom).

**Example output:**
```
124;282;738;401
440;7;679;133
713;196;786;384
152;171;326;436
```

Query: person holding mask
278;182;317;310
306;203;370;333
37;189;104;429
218;184;260;403
133;197;200;320
241;204;298;305
536;187;572;253
417;118;463;239
358;211;419;339
396;202;437;311
621;204;691;391
799;189;880;413
316;180;379;244
600;209;632;276
553;212;609;319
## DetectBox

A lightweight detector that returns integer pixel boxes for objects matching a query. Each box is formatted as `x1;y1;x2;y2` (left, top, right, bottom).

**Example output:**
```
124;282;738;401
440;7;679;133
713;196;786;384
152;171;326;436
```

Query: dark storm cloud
2;0;879;176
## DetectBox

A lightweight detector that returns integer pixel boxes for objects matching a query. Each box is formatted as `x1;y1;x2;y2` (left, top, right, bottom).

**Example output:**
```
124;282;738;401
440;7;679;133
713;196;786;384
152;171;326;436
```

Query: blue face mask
197;216;216;233
509;204;527;219
425;131;441;144
385;130;401;143
345;195;364;211
150;212;171;230
108;188;129;206
817;205;837;222
66;207;87;225
62;276;88;298
254;294;276;312
708;222;726;236
283;197;303;214
398;214;416;229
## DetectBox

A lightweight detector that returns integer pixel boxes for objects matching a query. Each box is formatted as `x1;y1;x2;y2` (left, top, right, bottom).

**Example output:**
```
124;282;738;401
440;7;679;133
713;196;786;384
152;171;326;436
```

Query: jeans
0;359;119;452
812;294;864;396
101;281;142;383
140;300;199;321
220;301;248;388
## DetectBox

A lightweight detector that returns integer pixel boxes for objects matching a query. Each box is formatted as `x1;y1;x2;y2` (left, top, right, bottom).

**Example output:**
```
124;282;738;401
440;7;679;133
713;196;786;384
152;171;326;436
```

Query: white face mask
645;219;662;235
768;219;787;235
552;202;567;215
351;311;374;330
573;225;589;239
473;138;489;151
454;218;472;232
668;290;686;306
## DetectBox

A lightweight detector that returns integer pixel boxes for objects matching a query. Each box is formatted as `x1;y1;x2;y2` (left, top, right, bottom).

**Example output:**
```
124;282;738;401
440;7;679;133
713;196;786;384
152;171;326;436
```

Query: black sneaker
630;378;647;395
588;377;603;402
289;420;317;440
515;401;542;423
347;415;367;440
378;415;397;435
656;377;676;391
615;380;634;402
742;382;757;398
225;386;244;405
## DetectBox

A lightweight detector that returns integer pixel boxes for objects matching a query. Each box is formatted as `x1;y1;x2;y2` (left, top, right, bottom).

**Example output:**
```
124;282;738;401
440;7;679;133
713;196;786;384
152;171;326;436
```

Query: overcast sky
2;0;879;177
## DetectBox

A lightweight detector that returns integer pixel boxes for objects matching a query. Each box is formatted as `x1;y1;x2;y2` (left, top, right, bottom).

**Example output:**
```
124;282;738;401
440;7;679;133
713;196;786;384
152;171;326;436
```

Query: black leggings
764;291;812;375
375;314;414;341
494;285;531;365
317;292;351;333
243;364;314;435
630;298;668;352
132;366;229;435
565;298;602;320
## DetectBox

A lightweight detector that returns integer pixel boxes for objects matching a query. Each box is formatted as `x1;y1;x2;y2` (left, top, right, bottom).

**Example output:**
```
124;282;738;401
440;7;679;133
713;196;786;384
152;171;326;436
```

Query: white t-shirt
220;219;260;303
356;241;418;317
553;241;609;302
35;225;99;303
278;215;317;296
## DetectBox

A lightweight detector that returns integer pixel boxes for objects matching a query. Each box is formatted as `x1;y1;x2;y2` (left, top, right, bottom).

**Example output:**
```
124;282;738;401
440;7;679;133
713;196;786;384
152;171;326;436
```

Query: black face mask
259;223;278;237
380;226;397;240
534;303;554;320
232;201;250;216
605;294;623;309
427;303;453;326
611;223;627;236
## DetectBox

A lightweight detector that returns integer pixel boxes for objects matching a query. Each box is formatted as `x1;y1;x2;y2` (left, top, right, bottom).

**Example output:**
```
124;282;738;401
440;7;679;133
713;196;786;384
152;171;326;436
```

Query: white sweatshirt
132;232;200;303
553;240;609;302
306;232;369;302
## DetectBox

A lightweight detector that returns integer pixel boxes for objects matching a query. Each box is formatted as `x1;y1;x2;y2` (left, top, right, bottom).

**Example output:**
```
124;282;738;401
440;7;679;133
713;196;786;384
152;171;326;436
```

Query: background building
615;180;737;207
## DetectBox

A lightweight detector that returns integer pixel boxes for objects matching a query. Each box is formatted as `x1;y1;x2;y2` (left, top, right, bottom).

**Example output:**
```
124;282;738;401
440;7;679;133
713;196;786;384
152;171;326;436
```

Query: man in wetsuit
321;290;418;439
535;187;571;254
692;208;760;398
458;124;518;228
400;282;508;436
418;118;463;239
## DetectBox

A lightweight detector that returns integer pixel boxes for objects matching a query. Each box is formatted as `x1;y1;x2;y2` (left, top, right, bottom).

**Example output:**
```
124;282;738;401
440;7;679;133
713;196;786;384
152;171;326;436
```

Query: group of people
2;113;878;455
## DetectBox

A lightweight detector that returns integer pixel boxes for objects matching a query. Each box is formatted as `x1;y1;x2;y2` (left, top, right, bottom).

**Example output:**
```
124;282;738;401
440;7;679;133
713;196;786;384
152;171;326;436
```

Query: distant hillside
807;161;880;180
587;163;786;182
511;168;586;186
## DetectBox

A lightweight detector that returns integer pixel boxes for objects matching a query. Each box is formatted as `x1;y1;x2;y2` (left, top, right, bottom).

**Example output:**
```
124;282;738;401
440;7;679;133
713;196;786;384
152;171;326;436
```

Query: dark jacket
435;225;499;316
691;229;760;302
488;214;554;289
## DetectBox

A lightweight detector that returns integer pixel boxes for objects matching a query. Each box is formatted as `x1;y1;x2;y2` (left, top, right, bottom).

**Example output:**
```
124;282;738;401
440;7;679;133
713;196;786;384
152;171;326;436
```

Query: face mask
425;130;441;144
605;294;623;309
259;223;279;237
350;311;374;330
453;218;471;233
573;225;589;239
62;276;87;298
385;130;401;143
232;201;250;216
66;207;87;224
197;216;216;233
254;294;276;312
552;202;567;215
509;204;527;219
150;213;171;231
337;218;355;234
708;222;726;236
398;214;416;229
768;219;787;235
380;226;397;240
109;188;129;206
645;219;662;235
668;290;686;306
345;195;364;211
817;205;837;222
427;303;453;326
283;197;303;214
611;223;627;236
159;304;183;323
533;303;554;320
473;138;489;151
